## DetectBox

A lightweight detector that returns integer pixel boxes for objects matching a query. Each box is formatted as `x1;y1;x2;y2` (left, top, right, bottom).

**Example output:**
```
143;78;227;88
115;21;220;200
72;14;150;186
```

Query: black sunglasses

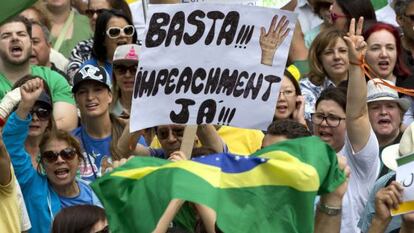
85;8;107;18
41;148;77;163
113;65;137;75
30;106;51;121
156;127;185;140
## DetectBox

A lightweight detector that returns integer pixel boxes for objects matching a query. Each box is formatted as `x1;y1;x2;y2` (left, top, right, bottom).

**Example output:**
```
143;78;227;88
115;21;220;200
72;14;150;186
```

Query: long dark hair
51;205;106;233
92;9;137;62
336;0;377;29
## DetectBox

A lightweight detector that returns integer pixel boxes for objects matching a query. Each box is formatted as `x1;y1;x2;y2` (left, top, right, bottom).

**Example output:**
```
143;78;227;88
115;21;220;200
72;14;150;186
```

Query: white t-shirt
294;0;322;34
339;130;380;233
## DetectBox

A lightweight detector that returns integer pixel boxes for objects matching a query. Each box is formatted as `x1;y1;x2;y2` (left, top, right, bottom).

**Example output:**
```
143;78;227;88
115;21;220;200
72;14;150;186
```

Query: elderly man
29;21;70;83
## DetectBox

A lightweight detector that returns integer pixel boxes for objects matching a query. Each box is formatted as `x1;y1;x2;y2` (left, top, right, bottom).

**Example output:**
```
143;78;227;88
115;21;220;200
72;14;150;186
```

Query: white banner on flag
130;3;296;131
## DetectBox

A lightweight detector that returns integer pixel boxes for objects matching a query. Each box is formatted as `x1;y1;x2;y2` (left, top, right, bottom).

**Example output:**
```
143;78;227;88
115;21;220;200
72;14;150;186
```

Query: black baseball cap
72;65;111;93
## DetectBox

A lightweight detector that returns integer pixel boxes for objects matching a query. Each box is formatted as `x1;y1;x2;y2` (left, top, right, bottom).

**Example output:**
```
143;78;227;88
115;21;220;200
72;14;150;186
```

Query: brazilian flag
91;136;345;233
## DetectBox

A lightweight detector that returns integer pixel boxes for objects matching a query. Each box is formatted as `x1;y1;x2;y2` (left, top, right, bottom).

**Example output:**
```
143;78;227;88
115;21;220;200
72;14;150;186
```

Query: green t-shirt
51;12;92;58
0;66;75;104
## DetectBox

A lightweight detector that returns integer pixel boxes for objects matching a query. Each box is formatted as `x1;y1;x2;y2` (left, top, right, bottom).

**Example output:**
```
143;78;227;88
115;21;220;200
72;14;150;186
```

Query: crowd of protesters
1;0;414;232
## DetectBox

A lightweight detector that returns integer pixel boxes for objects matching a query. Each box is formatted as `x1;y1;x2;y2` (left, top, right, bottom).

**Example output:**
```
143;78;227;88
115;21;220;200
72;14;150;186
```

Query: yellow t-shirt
0;166;21;233
150;126;264;156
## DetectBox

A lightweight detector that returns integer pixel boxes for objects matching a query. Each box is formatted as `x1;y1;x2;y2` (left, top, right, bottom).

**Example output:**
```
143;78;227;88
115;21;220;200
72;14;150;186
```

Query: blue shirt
59;180;101;208
72;126;147;182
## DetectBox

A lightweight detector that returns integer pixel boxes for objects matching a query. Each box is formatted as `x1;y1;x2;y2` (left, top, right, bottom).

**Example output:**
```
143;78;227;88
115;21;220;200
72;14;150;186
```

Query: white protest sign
130;3;296;131
262;0;291;8
182;0;263;6
392;153;414;216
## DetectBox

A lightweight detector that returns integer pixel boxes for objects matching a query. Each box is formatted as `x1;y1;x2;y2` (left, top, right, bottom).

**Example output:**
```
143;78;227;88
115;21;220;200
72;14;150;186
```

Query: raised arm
3;78;44;185
117;120;150;157
314;155;350;233
53;101;78;132
196;125;224;153
343;17;371;152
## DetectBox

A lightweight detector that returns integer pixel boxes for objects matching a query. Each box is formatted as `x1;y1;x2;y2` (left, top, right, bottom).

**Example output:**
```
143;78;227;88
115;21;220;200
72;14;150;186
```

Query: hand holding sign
391;153;414;216
260;15;290;66
374;181;404;221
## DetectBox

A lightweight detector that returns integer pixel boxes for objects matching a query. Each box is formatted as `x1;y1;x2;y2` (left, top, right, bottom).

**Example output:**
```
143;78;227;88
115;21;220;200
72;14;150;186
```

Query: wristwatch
317;202;342;216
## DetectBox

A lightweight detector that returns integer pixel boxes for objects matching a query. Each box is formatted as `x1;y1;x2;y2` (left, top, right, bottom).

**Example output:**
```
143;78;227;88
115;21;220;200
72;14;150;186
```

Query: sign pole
180;125;198;159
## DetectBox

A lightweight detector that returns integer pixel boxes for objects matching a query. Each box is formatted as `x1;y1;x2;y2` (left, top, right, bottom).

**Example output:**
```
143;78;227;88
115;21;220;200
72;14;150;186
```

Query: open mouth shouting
10;44;23;57
54;168;70;180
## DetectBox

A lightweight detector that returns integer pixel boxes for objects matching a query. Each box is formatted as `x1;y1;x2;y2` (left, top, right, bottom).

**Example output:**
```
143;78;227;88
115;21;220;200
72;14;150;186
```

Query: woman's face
275;76;297;120
365;30;397;80
320;37;349;78
113;62;138;93
329;0;348;31
42;139;79;189
28;104;51;138
104;17;134;62
313;99;346;152
88;0;111;31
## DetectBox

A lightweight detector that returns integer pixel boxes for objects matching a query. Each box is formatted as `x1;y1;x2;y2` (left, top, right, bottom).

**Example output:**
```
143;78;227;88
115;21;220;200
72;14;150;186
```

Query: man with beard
0;16;77;131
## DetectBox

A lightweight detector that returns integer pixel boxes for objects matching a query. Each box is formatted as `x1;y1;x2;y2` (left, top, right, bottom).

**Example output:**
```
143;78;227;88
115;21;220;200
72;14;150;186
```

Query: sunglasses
106;25;135;39
330;12;348;23
95;225;109;233
114;65;137;75
85;8;107;18
30;107;51;121
41;148;77;163
157;127;185;140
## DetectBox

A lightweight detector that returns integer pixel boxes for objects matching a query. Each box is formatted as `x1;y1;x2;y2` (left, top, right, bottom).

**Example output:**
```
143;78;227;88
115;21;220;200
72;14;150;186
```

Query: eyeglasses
279;89;296;97
30;107;51;121
157;127;185;140
114;65;137;75
85;8;107;18
41;148;77;163
330;12;349;23
311;113;345;128
95;225;109;233
106;25;135;39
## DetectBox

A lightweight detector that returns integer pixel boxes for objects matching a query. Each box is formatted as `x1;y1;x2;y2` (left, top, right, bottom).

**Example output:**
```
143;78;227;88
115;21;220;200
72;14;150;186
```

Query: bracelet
317;202;342;216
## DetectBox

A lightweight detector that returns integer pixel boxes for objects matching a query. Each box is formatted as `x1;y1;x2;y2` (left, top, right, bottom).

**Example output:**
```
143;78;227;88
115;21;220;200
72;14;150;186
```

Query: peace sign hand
343;17;367;63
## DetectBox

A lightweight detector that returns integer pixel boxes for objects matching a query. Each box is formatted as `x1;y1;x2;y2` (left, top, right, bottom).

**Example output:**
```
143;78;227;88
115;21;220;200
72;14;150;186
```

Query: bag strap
53;10;74;52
